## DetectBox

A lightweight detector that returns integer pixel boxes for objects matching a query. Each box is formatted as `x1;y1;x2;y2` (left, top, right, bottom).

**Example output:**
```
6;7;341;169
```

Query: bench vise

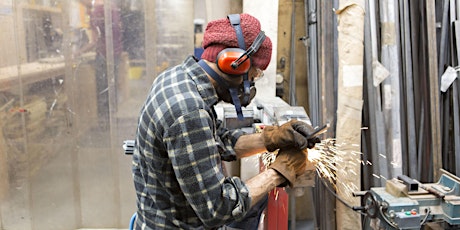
358;169;460;230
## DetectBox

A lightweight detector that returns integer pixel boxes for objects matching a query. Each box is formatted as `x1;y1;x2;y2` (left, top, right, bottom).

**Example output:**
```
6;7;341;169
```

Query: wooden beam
335;1;364;229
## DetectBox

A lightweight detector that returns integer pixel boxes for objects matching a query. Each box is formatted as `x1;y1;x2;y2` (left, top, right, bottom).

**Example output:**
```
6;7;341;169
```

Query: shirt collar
183;56;219;108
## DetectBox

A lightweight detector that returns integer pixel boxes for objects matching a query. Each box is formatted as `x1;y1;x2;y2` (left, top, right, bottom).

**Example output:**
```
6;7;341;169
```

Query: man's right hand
268;147;308;187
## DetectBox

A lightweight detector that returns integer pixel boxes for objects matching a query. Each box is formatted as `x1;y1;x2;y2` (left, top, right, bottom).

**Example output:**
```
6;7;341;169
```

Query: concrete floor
296;220;316;230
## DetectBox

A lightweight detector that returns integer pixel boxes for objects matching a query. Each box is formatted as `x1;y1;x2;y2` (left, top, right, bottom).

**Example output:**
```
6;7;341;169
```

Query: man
132;13;319;229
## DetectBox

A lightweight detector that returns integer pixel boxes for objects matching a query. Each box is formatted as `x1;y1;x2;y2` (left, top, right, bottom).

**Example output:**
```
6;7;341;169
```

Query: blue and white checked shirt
132;56;251;229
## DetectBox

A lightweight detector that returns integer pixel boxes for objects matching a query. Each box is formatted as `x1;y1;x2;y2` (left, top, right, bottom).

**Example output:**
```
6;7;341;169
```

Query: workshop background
0;0;459;230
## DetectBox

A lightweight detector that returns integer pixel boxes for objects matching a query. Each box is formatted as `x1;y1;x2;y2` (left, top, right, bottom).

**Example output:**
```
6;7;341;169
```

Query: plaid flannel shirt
132;56;251;229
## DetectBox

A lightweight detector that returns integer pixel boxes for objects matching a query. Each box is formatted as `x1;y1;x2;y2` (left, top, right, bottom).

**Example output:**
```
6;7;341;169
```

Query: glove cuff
269;164;295;187
262;126;279;152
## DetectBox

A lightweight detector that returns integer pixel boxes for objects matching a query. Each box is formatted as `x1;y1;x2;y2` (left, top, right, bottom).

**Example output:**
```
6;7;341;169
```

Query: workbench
0;59;64;91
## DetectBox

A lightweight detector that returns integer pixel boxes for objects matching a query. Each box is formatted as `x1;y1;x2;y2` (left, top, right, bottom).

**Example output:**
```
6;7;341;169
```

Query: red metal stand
264;187;289;230
259;156;289;230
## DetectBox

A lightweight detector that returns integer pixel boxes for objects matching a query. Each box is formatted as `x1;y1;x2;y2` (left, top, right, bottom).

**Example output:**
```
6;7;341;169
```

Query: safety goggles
249;67;264;82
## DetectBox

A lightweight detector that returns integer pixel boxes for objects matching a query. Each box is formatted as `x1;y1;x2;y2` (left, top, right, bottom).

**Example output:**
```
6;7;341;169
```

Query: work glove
269;147;308;187
263;119;321;152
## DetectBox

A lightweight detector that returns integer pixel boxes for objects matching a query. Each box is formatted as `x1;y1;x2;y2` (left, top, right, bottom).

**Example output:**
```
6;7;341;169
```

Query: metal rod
307;0;320;126
289;0;297;106
364;0;381;186
426;0;442;181
450;0;460;180
453;20;460;176
380;0;403;178
410;0;424;181
440;0;452;172
368;0;388;185
453;80;460;175
307;123;330;139
402;0;418;179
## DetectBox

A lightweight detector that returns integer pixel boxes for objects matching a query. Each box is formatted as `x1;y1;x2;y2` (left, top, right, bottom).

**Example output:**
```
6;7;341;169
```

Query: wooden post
335;1;364;229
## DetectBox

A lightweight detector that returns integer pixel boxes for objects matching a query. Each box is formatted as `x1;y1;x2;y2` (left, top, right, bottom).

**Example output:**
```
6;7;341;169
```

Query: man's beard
216;84;257;107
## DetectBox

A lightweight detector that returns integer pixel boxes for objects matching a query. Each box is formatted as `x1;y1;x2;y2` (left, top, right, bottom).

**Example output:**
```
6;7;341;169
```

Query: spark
261;138;368;200
307;138;363;199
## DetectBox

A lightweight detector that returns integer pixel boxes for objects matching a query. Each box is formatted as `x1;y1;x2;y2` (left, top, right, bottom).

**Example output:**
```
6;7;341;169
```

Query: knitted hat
201;14;272;70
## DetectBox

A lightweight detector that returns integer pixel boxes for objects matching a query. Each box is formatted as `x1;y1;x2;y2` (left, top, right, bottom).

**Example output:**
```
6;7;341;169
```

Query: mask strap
228;88;244;120
198;60;245;120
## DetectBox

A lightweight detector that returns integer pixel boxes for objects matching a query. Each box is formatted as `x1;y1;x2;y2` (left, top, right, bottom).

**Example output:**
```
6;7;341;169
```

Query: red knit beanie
201;13;272;70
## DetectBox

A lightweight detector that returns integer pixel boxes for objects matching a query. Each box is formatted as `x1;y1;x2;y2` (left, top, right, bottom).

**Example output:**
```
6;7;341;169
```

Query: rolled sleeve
215;120;245;161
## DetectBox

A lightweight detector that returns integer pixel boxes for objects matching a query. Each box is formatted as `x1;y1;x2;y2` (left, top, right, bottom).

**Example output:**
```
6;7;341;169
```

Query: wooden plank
425;0;442;180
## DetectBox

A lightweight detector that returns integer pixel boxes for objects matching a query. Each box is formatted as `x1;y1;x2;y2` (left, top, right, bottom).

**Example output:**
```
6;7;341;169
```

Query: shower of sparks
260;138;385;199
308;138;361;199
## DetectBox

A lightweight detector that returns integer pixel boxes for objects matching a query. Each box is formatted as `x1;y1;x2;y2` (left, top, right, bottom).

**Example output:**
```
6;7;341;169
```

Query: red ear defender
216;48;252;75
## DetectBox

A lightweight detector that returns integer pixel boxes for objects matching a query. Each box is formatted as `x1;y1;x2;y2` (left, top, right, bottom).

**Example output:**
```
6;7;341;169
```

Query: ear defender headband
216;14;266;76
200;14;265;120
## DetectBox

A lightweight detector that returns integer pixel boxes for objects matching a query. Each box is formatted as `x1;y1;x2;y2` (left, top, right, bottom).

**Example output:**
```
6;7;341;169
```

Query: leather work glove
263;120;321;152
269;147;308;187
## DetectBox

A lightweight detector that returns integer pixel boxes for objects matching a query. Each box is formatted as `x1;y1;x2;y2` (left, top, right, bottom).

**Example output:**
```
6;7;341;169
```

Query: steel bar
426;0;442;181
289;0;297;106
419;0;433;182
439;0;451;79
398;0;408;177
370;0;389;185
401;0;417;179
288;2;297;229
380;0;403;178
410;0;424;181
444;0;457;173
440;0;452;172
453;80;460;175
417;103;425;179
364;0;382;187
314;0;338;229
453;20;460;176
307;0;320;126
442;76;453;170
